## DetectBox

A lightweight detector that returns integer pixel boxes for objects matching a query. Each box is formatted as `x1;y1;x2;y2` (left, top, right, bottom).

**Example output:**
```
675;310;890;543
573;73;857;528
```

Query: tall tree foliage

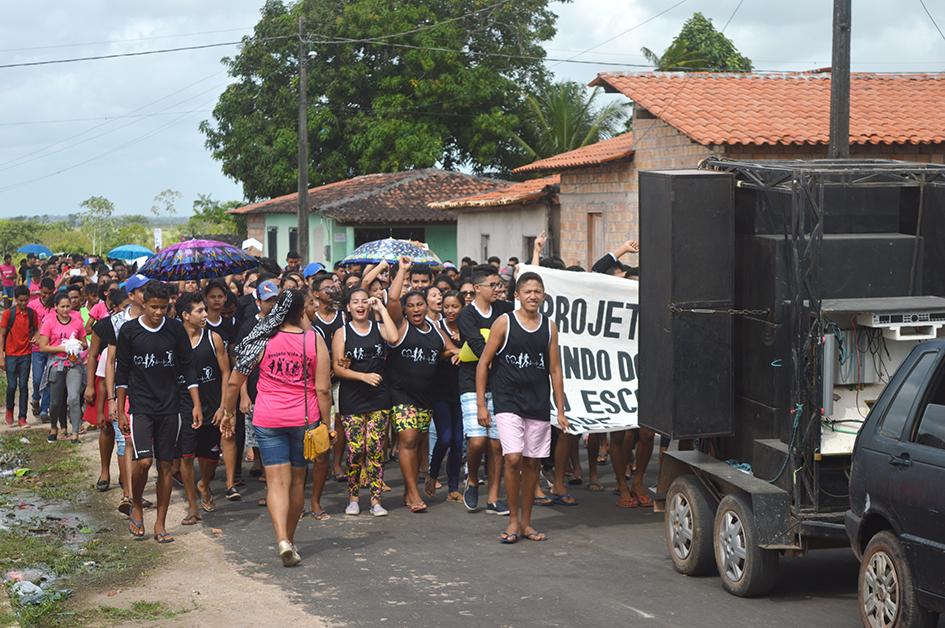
201;0;562;201
641;12;752;72
513;81;628;161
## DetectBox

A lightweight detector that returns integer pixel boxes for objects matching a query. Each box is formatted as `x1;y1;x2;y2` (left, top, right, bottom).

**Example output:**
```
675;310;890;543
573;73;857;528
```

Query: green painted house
230;168;508;266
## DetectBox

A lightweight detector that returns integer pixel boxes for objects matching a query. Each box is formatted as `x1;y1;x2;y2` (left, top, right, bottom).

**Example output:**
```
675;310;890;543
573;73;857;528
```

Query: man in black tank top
477;272;568;544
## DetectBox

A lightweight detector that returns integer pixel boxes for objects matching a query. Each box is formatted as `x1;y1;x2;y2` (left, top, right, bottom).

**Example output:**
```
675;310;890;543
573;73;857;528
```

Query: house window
288;227;298;254
267;227;278;260
587;212;604;268
354;227;425;247
480;234;490;262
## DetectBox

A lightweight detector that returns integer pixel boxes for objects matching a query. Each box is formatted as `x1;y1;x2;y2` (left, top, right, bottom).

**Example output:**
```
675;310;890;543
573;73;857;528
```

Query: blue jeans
30;352;50;415
254;425;307;468
430;400;464;492
5;354;30;418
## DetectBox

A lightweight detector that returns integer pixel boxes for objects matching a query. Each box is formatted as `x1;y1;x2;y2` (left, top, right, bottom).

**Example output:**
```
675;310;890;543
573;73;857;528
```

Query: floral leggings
341;410;389;501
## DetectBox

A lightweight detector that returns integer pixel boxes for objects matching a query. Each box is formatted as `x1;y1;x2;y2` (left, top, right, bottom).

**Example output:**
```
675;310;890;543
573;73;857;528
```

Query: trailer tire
713;493;778;597
664;475;716;576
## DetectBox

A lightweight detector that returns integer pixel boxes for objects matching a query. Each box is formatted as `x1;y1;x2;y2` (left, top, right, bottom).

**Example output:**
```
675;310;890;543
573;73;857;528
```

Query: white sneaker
278;540;300;567
370;503;388;517
345;501;361;516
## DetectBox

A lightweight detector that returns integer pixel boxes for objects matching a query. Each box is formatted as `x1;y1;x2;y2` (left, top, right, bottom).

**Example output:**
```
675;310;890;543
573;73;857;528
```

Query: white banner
518;264;639;434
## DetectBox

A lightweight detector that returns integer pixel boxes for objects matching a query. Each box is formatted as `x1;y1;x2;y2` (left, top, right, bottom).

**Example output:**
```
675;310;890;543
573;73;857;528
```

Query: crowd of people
0;236;651;566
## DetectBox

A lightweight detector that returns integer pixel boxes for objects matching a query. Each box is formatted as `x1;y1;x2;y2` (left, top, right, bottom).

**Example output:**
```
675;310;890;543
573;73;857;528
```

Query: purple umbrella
139;238;258;281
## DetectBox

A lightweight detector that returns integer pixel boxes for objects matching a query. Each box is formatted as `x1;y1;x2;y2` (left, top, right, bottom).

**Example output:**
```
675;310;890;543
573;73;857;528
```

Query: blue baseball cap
303;262;325;278
124;273;150;292
255;280;279;301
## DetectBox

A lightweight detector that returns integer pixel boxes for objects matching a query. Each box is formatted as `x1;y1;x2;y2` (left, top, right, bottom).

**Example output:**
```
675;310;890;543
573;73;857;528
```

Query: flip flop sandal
310;510;330;521
616;494;639;509
522;529;547;542
550;493;579;507
631;492;653;507
142;498;154;509
407;502;428;513
201;497;216;513
128;516;145;538
499;532;519;544
596;454;609;465
533;496;554;506
334;473;347;483
181;513;201;525
153;532;175;544
95;479;110;492
586;482;605;492
118;497;132;516
424;477;437;498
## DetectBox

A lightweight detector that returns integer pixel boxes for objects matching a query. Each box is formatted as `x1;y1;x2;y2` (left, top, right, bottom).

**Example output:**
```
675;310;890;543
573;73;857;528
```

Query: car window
879;352;938;440
914;403;945;450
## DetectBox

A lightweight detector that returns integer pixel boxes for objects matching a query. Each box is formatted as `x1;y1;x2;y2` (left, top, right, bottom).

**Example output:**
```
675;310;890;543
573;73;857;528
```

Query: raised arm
371;298;401;344
361;260;389;289
530;231;547;266
386;255;411;324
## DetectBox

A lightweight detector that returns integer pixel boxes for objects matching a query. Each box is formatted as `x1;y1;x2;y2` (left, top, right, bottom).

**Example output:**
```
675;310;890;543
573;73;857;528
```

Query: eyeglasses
460;290;475;296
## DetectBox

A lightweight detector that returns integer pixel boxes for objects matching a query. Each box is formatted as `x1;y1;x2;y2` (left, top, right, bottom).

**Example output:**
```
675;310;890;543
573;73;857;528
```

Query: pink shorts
495;413;551;459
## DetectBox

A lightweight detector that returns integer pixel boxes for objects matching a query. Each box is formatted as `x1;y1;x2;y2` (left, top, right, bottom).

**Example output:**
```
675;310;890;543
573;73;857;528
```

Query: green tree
79;196;117;255
641;12;752;72
201;0;561;201
0;220;46;255
186;194;246;237
150;189;181;218
512;81;628;162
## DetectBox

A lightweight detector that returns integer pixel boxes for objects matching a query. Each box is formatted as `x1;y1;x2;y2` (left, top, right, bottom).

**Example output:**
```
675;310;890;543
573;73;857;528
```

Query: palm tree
513;81;629;162
640;38;707;71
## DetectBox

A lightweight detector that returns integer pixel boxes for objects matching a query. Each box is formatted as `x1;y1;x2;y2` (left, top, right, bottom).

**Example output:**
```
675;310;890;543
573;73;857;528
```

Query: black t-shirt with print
115;317;197;416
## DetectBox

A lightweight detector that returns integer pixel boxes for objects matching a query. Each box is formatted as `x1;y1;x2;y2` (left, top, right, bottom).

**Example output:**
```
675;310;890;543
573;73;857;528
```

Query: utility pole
828;0;851;158
297;15;311;262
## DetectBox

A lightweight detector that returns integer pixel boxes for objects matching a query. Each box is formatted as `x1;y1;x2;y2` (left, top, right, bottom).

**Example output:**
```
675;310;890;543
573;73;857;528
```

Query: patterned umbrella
17;243;52;258
341;238;441;266
107;244;154;260
139;238;258;281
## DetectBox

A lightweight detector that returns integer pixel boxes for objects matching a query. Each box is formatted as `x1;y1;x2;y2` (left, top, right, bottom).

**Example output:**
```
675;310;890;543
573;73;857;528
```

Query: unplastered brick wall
558;160;635;266
246;215;265;245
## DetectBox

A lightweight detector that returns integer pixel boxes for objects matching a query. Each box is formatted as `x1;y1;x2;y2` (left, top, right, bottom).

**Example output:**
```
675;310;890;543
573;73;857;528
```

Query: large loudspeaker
735;186;901;235
640;170;735;439
735;233;921;323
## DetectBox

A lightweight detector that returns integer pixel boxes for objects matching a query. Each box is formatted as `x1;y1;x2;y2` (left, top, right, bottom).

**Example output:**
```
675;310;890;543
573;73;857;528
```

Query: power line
0;27;257;53
0;109;214;128
0;36;292;70
919;0;945;45
548;0;689;69
352;0;514;43
721;0;744;33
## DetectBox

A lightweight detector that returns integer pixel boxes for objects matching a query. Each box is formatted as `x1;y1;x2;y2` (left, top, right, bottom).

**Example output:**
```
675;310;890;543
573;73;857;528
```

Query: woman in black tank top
429;291;464;500
386;268;459;513
332;288;399;516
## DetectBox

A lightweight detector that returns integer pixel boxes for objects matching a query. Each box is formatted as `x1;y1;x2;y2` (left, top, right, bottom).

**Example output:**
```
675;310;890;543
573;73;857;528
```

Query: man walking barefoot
116;281;201;543
477;272;568;543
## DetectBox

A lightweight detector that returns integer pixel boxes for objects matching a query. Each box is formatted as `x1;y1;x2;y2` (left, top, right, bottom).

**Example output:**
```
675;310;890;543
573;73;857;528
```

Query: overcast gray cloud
1;1;944;218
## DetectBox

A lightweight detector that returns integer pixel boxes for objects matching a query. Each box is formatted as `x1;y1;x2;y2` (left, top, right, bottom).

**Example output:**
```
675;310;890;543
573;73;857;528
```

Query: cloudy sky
1;1;944;217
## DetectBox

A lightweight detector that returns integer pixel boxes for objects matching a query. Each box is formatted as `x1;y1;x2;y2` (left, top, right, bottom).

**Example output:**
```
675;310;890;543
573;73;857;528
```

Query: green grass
84;600;190;624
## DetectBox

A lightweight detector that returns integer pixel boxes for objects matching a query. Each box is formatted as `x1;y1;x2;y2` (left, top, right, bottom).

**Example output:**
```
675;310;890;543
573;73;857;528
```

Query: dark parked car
847;341;945;628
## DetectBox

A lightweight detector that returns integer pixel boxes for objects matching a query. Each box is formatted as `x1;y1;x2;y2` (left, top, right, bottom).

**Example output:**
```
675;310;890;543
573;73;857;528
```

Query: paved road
203;449;888;628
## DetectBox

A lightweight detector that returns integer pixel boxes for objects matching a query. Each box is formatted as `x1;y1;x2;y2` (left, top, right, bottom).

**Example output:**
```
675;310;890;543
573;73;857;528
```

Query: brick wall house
516;72;945;267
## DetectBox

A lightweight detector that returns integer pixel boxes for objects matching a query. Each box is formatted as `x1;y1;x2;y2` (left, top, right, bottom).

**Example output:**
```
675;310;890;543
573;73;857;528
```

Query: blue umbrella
107;244;154;260
342;238;441;266
17;244;52;258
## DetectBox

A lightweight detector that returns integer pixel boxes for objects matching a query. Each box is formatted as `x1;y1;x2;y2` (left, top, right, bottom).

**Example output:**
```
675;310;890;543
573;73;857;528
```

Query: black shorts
177;414;222;461
129;413;181;462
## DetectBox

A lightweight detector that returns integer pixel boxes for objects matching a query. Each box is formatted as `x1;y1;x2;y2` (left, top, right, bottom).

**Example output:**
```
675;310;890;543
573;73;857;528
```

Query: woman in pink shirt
38;292;87;443
220;289;331;567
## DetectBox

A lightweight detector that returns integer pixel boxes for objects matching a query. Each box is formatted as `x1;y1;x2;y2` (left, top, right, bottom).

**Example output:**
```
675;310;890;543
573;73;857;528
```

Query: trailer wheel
713;493;779;597
664;475;716;576
859;531;937;628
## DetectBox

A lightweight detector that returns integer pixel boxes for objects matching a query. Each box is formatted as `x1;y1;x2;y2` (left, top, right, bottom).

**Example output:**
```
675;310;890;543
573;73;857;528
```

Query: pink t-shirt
253;330;321;428
88;301;109;321
39;312;85;362
0;264;16;288
28;300;52;352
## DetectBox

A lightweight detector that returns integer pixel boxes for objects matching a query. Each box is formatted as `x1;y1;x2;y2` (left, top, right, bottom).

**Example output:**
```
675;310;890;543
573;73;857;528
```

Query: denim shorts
254;425;307;468
460;392;499;440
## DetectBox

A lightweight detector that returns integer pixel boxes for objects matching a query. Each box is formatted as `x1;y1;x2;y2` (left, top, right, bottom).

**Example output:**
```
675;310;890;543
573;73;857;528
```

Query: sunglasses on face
460;290;475;296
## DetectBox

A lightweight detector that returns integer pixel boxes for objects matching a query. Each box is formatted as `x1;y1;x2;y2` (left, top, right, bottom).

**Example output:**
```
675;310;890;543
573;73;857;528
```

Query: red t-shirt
1;307;33;356
39;312;85;362
0;264;16;288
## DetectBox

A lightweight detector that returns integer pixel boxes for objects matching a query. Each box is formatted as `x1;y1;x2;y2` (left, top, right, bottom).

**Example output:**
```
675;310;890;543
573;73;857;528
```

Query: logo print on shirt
401;346;438;365
504;352;545;370
134;351;176;369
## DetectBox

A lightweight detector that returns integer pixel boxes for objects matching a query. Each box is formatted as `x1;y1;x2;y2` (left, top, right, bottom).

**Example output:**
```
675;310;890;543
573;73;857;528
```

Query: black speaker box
735;232;921;323
920;186;945;298
734;314;792;409
639;169;734;439
735;185;901;235
718;396;791;464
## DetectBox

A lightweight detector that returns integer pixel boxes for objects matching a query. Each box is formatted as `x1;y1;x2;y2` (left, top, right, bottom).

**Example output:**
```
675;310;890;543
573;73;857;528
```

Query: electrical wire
0;27;258;53
0;109;214;128
920;0;945;46
721;0;744;34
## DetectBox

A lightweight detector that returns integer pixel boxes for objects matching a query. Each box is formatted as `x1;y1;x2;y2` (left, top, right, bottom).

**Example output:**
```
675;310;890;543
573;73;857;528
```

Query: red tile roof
513;133;634;173
229;169;507;224
590;72;945;146
429;175;559;209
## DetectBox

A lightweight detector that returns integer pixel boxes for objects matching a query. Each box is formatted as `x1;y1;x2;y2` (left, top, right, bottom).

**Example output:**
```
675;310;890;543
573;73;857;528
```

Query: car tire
859;531;937;628
665;475;716;576
713;492;779;597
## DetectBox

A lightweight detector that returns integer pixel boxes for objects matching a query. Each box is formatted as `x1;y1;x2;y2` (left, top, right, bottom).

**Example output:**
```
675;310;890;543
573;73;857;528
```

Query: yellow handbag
458;329;490;362
300;330;331;461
